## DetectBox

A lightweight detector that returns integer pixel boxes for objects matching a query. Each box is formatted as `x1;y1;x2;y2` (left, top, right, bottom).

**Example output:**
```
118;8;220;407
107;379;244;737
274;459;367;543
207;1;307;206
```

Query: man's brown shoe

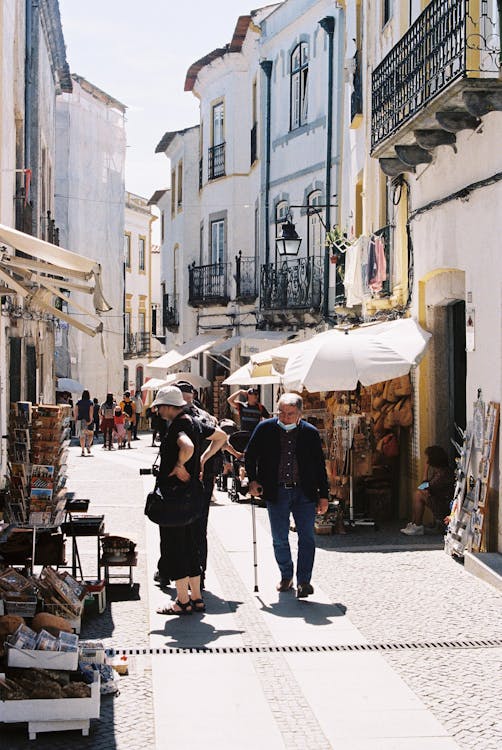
276;578;294;592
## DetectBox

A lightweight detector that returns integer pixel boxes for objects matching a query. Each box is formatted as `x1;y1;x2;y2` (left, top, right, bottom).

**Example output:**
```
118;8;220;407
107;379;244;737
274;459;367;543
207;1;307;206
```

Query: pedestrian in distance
74;389;94;456
148;405;165;446
245;392;329;599
132;391;143;439
93;397;101;440
113;407;127;449
100;393;116;450
152;386;225;615
227;386;270;434
120;391;135;449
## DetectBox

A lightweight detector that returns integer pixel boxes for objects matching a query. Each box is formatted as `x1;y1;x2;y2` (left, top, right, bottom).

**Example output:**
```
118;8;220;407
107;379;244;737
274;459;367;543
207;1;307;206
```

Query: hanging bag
144;455;204;527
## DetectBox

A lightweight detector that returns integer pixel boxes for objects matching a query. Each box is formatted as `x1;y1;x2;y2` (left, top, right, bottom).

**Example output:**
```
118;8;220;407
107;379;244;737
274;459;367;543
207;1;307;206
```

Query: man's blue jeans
267;487;316;584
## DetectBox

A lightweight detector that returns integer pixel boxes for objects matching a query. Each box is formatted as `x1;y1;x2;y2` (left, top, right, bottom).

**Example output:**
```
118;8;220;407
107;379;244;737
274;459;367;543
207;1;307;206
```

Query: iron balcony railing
260;257;323;311
162;293;179;330
124;331;150;356
208;143;225;180
189;261;230;305
351;49;363;122
371;0;501;151
250;123;257;165
235;252;257;302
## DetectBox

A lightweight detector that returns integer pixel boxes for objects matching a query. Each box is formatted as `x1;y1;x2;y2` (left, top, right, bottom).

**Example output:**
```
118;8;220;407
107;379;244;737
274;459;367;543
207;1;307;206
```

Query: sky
59;0;259;200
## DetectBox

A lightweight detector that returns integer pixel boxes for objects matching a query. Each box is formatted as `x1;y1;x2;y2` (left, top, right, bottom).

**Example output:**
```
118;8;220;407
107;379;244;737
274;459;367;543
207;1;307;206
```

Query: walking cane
251;498;259;593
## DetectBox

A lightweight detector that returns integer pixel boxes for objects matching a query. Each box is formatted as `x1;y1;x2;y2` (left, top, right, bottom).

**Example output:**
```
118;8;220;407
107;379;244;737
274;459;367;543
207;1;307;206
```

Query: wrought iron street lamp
275;214;302;256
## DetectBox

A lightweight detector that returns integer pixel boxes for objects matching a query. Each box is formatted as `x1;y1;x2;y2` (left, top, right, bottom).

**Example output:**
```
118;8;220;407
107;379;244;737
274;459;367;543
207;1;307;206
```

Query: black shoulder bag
144;455;204;528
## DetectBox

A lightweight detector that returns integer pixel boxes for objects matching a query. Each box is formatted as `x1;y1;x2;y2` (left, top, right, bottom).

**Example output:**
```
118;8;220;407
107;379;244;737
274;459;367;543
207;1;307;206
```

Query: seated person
401;445;453;536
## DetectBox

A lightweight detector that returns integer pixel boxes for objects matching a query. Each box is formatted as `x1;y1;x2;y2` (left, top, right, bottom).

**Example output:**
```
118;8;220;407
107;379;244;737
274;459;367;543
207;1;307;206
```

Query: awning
145;334;226;374
211;335;241;354
223;361;282;386
240;330;294;358
0;223;112;337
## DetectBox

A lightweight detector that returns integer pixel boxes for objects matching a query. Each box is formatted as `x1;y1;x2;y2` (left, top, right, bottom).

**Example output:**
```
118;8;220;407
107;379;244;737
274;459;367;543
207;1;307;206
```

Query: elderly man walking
245;393;329;598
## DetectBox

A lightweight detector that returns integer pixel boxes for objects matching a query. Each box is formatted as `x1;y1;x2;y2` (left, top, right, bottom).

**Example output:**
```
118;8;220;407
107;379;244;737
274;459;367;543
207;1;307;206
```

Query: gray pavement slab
2;436;501;749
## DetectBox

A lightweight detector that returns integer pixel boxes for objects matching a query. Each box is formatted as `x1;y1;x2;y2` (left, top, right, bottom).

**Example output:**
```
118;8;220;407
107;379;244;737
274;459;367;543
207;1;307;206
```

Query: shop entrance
447;299;466;454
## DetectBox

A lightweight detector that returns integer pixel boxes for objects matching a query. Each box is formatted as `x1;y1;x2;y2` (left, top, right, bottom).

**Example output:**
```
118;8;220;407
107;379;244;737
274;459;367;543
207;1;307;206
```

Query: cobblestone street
2;435;501;749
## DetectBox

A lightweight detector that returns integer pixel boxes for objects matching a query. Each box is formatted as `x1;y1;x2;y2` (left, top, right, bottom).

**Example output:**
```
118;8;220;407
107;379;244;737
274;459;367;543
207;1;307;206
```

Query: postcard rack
5;401;71;535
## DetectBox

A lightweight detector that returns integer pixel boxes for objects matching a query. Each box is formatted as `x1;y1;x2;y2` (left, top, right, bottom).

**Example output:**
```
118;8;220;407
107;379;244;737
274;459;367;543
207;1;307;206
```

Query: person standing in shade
132;391;143;440
74;390;94;457
227;386;270;434
245;392;329;599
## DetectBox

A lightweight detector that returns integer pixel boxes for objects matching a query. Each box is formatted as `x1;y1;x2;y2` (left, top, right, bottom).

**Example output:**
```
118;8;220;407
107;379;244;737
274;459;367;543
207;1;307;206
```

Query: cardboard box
6;646;78;671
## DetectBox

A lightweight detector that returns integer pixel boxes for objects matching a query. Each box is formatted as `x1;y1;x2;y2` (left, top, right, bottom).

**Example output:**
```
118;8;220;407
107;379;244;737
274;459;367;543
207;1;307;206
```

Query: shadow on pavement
258;598;347;625
150;619;245;649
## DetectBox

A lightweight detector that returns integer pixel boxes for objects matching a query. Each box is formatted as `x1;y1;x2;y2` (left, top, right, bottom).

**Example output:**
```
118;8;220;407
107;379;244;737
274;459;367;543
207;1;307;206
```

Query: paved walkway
2;434;502;749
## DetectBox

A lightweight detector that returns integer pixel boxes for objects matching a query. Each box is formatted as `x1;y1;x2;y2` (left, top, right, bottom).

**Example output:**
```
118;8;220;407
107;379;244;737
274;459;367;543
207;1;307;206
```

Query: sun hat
247;387;259;395
151;386;185;408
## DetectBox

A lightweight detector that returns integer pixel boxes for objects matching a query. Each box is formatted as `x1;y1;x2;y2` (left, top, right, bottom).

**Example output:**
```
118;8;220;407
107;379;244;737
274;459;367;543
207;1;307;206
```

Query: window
211;220;225;265
251;79;258;165
136;365;144;393
212;102;224;146
291;43;308;130
160;211;165;242
383;0;393;26
151;305;157;335
307;192;324;258
124;311;131;339
124;233;131;269
177;161;183;208
138;311;146;334
173;245;179;295
138;237;145;271
171;171;176;217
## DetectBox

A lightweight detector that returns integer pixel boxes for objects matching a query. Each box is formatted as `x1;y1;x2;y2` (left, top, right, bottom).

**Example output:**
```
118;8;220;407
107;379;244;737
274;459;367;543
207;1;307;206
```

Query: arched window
308;191;324;258
136;365;144;393
291;43;309;130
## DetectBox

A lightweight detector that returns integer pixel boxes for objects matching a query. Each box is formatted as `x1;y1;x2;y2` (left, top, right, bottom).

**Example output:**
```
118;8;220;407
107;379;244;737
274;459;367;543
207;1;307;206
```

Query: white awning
211;335;241;354
240;330;294;358
145;334;226;374
0;223;112;336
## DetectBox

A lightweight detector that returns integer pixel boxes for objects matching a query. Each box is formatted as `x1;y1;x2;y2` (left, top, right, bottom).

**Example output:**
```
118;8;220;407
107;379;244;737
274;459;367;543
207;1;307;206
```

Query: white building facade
55;75;127;401
123;190;159;395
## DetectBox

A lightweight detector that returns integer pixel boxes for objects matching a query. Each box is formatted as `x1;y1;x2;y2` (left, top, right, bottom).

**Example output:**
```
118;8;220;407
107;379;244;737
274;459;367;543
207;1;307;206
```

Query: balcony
208;143;225;180
188;262;230;306
371;0;502;171
260;257;323;320
124;331;150;357
163;293;179;331
235;252;257;303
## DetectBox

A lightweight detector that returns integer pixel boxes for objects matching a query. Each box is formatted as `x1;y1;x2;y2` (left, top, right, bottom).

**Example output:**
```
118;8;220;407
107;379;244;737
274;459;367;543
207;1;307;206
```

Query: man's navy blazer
244;417;329;503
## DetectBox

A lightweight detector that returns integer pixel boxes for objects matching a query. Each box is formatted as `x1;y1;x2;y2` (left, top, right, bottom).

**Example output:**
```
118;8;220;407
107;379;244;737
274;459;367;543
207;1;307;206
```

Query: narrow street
3;435;502;750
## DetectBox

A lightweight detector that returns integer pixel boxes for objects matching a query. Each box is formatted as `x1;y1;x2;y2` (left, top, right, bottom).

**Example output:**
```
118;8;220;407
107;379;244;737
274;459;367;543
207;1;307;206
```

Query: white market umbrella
223;361;282;386
161;372;211;389
283;318;431;393
57;377;85;393
140;378;170;392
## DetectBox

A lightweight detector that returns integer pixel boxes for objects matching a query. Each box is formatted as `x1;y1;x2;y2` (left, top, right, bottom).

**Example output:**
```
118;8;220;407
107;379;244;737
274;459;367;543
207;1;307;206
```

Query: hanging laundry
344;236;364;307
369;235;387;293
